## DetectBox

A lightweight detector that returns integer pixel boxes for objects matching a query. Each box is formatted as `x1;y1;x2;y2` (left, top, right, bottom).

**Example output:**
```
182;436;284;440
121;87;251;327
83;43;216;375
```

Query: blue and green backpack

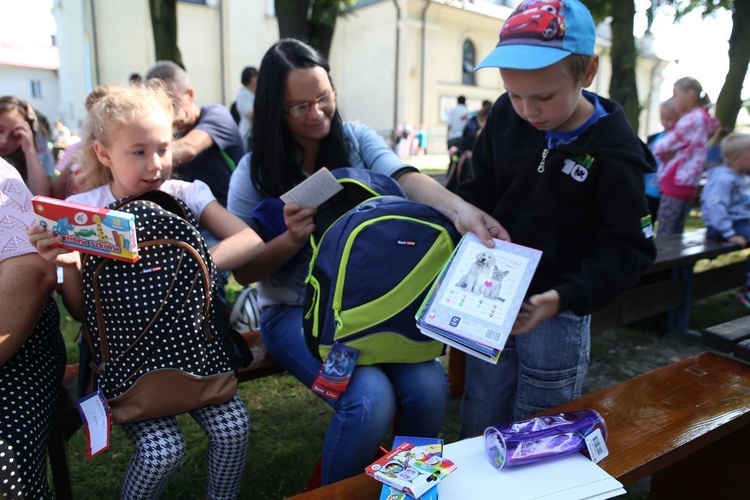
302;168;460;365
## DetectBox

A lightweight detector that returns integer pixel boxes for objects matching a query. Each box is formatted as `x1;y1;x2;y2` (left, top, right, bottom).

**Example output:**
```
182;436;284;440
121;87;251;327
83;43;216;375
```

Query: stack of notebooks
416;233;542;363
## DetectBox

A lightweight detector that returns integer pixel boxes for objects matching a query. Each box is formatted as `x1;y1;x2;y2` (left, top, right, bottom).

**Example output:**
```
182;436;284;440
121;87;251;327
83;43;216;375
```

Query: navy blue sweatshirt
457;92;656;316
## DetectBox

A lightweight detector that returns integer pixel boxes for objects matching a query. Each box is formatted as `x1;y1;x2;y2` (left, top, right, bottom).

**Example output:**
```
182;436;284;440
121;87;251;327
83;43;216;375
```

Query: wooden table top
649;228;739;272
288;352;750;499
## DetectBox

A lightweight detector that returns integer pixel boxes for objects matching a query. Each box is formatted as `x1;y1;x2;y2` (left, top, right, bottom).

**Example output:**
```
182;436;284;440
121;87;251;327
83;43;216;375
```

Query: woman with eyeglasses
227;38;506;486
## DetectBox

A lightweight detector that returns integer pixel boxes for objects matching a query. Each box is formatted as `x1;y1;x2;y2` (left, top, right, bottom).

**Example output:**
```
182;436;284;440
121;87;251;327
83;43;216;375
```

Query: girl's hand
729;234;748;249
26;225;80;266
283;202;317;246
511;290;560;335
12;121;35;156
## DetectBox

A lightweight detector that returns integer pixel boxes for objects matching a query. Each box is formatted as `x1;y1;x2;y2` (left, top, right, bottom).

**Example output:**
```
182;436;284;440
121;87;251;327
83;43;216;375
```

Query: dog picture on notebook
456;251;496;294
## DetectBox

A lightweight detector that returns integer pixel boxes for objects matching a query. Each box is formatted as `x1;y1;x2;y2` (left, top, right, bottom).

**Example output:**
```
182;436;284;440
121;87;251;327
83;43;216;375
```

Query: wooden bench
592;228;742;336
448;228;744;397
48;329;284;500
287;351;750;499
701;315;750;363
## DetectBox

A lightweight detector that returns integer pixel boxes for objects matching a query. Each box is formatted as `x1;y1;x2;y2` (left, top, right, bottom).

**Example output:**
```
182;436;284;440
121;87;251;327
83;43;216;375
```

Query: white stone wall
0;66;60;125
51;0;667;146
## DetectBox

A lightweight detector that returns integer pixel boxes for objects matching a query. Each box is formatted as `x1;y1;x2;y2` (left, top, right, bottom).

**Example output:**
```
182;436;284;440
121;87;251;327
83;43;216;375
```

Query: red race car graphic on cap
500;0;566;42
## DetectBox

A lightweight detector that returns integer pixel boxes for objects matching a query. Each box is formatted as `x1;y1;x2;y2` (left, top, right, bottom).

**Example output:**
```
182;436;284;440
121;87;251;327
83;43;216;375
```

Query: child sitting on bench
700;131;750;307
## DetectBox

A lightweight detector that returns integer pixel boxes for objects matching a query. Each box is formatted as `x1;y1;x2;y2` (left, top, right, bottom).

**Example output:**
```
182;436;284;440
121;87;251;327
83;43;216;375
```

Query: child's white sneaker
230;286;261;332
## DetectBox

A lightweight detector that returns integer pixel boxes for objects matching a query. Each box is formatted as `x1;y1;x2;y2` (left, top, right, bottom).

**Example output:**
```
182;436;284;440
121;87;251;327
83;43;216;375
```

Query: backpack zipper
537;148;549;173
310;179;383;250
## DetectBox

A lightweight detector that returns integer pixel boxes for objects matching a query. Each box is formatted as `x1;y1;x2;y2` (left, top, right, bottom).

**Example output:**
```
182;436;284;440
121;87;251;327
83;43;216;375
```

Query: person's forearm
171;140;199;167
22;148;51;196
209;228;265;273
397;171;461;220
0;255;57;366
397;171;509;245
61;260;85;321
171;129;214;167
232;232;306;285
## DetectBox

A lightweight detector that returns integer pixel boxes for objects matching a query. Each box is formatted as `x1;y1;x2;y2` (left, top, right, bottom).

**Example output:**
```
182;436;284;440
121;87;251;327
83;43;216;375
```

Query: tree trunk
310;0;339;60
608;1;641;131
715;0;750;130
275;0;338;60
275;0;312;43
149;0;183;68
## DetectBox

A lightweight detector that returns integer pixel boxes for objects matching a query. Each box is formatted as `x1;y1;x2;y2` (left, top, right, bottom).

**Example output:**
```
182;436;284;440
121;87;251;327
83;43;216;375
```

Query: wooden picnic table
289;352;750;499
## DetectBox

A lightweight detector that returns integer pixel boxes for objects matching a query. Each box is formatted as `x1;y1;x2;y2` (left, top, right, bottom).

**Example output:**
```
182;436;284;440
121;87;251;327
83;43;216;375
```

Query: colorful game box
365;441;457;499
32;196;140;263
379;437;444;500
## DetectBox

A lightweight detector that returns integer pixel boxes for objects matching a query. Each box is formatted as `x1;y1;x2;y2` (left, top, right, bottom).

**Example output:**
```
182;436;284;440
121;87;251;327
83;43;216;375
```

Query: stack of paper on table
416;233;542;364
438;437;625;499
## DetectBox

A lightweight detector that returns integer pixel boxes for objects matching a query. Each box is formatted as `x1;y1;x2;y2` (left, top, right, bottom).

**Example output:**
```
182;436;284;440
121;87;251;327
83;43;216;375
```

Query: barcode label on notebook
585;428;608;463
484;329;501;342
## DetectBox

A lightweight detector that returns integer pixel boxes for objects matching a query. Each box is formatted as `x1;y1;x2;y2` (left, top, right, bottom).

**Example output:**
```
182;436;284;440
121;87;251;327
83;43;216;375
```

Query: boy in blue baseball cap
457;0;657;437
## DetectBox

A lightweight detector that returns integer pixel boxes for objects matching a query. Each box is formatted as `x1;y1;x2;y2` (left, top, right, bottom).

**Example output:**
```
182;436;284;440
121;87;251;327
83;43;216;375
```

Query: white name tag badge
76;388;112;458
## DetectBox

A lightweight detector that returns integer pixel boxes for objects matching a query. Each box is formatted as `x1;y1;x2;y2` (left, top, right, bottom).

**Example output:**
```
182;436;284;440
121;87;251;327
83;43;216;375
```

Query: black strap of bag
213;295;255;370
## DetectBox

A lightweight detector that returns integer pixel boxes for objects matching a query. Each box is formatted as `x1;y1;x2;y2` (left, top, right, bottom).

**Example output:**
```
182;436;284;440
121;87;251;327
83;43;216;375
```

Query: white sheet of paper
77;391;110;456
438;437;625;500
279;167;343;208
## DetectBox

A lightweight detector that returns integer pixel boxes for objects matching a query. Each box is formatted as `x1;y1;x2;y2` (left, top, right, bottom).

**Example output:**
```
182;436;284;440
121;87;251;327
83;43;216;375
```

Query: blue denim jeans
707;219;750;286
459;311;590;439
260;304;449;485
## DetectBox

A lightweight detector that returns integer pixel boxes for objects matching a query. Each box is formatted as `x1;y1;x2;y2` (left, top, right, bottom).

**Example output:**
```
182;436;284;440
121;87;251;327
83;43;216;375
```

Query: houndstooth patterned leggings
119;394;250;500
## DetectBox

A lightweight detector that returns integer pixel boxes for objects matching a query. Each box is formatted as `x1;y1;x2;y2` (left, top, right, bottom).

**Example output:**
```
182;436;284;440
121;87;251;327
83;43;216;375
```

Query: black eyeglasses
285;91;336;119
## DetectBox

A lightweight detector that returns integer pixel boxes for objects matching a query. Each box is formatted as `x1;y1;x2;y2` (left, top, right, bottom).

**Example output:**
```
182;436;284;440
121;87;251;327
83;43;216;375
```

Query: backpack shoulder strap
112;190;189;218
110;189;201;228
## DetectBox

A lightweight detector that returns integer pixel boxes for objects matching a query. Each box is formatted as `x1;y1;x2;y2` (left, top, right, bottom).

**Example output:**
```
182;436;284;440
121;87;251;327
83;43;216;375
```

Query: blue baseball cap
475;0;596;71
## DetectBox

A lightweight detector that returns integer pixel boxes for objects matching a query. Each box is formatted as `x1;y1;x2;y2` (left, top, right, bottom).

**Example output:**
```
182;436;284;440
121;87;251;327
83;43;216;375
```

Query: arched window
462;39;476;86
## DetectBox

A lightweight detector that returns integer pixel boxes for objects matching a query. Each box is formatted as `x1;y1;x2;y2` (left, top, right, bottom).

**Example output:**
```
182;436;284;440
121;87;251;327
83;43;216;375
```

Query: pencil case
483;409;607;469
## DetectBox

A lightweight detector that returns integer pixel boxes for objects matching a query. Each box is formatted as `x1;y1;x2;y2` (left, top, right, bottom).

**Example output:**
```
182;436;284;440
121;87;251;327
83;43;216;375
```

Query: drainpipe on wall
83;0;99;91
419;0;430;125
646;59;658;136
218;0;226;104
392;0;401;133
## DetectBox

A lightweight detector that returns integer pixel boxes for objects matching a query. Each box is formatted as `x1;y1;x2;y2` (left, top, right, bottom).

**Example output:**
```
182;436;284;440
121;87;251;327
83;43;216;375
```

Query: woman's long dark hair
251;38;348;197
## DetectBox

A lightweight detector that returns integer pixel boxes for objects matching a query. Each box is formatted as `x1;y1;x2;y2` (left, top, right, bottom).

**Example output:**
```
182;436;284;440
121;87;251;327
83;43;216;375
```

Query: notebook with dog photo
416;232;542;363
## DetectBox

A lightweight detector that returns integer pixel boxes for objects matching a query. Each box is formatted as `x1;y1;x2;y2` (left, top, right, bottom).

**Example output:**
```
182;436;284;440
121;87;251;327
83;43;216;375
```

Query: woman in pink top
654;77;718;237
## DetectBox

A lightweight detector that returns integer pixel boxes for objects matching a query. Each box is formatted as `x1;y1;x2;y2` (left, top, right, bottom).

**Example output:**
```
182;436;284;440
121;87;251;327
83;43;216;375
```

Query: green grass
52;223;750;499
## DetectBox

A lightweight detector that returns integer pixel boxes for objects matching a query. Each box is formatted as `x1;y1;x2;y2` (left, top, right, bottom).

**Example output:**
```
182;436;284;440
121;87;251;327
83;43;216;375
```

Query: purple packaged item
483;409;607;469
